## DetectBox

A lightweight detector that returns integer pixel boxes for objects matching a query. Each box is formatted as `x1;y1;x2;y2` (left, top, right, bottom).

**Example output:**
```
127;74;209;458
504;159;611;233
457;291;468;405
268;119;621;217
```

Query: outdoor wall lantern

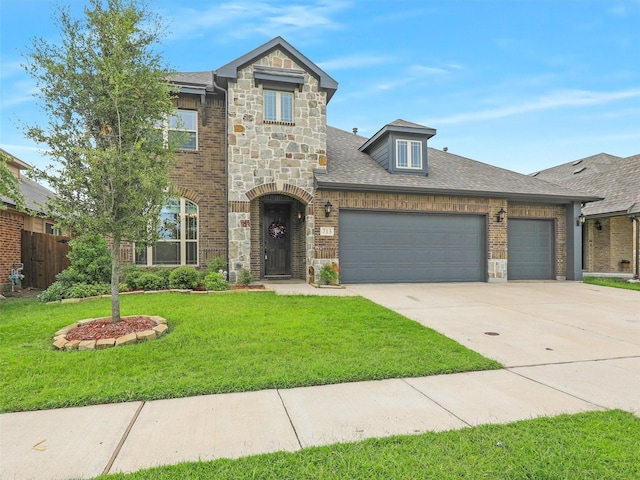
595;220;603;230
297;210;305;222
324;201;333;217
577;214;586;226
496;208;506;223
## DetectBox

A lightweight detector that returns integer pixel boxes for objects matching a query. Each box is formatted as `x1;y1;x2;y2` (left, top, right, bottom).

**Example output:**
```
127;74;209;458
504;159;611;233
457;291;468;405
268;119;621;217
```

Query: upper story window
167;110;197;150
396;139;422;169
45;222;62;236
264;90;293;123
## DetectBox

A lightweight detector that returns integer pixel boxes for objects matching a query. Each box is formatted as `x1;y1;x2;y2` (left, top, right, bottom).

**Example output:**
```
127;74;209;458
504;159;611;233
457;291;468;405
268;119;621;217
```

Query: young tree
22;0;178;323
0;151;25;211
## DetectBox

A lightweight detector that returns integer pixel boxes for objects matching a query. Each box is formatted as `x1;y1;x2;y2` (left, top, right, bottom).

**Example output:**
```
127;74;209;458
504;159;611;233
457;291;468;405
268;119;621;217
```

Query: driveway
349;281;640;415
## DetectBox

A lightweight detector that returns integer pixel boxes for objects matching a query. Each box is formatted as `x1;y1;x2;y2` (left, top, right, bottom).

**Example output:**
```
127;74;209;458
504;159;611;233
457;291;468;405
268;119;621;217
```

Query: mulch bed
65;316;157;341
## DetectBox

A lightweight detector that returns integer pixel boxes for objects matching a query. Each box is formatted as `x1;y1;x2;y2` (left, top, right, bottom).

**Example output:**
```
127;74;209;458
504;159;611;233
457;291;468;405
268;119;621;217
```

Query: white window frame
264;89;294;123
135;197;198;266
396;139;422;170
161;109;197;150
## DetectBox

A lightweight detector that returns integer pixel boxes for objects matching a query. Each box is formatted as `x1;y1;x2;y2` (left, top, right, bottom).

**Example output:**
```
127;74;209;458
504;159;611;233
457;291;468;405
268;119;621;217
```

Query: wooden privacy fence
21;231;71;289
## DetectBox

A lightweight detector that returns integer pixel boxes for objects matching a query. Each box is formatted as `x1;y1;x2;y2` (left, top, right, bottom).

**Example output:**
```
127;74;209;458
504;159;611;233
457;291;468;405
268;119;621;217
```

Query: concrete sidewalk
2;282;639;479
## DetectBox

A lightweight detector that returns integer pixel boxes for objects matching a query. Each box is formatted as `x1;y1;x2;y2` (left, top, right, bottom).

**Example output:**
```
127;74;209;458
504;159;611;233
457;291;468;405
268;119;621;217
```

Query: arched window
135;198;198;266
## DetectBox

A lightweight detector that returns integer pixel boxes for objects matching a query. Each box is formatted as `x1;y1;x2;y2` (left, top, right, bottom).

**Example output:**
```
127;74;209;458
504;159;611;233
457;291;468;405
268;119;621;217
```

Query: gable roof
215;36;338;102
0;152;55;213
318;126;599;204
533;153;640;216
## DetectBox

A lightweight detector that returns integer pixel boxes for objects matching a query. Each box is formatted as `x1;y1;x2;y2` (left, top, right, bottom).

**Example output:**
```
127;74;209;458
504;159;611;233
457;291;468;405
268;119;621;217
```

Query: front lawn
0;292;500;412
583;276;640;291
98;410;640;479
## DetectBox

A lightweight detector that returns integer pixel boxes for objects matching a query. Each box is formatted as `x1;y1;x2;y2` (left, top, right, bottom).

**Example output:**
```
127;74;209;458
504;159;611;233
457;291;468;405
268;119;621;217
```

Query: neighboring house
122;36;598;283
0;149;67;291
534;153;640;277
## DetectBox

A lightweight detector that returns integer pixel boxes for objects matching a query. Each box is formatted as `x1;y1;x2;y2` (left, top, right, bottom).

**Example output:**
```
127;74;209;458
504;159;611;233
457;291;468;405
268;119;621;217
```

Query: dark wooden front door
264;203;291;276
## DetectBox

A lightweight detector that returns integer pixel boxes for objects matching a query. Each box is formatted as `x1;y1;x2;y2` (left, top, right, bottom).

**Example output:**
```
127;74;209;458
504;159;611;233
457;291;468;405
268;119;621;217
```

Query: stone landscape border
52;315;169;351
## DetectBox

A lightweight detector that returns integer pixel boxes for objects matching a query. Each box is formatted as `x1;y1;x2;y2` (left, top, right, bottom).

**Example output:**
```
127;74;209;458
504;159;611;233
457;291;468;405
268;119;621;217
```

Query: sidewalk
2;282;639;479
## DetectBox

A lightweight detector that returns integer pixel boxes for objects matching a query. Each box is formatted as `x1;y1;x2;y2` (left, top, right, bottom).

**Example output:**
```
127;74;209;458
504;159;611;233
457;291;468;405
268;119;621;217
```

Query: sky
1;0;639;175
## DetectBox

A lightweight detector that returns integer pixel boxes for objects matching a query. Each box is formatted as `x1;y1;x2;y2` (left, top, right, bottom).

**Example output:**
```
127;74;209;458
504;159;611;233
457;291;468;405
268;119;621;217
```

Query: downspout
633;215;639;280
212;72;230;278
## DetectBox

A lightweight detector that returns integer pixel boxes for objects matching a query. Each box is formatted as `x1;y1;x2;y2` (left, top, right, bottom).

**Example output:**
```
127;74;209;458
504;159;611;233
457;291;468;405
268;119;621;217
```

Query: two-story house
122;36;598;284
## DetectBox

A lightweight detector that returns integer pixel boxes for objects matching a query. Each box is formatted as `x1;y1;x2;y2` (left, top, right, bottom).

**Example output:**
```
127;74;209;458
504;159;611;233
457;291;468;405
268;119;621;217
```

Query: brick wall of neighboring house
585;216;634;273
120;92;227;268
311;190;567;280
226;48;327;279
0;209;25;291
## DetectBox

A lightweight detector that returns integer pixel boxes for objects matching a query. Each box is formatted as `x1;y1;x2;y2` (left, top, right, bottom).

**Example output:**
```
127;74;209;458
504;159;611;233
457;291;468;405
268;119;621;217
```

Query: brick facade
0;209;25;291
311;190;568;281
584;216;635;273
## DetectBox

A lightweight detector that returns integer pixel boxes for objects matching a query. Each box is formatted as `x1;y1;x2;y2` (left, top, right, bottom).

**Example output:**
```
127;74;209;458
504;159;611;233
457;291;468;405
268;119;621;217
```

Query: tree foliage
22;0;178;322
0;151;25;211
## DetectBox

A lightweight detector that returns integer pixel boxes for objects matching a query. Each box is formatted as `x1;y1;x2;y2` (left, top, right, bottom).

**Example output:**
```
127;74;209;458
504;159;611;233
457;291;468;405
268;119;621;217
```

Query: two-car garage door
339;211;486;283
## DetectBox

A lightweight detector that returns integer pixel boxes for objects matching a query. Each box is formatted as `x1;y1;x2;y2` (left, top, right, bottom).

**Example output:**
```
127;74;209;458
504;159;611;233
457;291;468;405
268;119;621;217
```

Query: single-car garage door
339;210;486;283
508;219;554;280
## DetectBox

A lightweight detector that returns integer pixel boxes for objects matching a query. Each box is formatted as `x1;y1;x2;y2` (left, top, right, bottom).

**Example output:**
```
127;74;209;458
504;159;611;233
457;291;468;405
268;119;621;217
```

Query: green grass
0;292;500;412
583;276;640;291
97;410;640;479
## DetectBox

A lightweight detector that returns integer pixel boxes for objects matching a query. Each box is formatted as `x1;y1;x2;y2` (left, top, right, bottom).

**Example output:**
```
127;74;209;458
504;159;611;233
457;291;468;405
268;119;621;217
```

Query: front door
264;203;291;276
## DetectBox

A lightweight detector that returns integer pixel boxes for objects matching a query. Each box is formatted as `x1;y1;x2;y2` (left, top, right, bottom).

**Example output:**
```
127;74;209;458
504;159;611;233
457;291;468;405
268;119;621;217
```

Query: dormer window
396;140;422;169
264;90;293;123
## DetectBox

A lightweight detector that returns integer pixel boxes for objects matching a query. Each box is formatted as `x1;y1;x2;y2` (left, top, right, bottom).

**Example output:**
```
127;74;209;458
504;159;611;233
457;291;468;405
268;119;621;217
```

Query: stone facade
225;48;327;279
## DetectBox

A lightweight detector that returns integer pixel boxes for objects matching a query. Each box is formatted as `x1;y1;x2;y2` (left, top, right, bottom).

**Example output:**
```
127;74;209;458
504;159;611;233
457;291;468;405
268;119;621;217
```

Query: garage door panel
339;211;486;283
508;219;554;280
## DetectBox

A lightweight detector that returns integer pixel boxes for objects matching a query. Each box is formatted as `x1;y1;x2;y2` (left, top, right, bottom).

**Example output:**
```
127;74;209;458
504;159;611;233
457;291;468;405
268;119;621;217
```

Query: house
1;148;68;291
122;36;598;283
534;153;640;277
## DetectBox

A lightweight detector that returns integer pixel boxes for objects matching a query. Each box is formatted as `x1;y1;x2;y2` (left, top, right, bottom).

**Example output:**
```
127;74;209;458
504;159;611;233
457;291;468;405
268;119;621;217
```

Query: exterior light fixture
324;201;333;217
595;220;603;231
577;213;586;226
496;208;506;223
297;210;305;222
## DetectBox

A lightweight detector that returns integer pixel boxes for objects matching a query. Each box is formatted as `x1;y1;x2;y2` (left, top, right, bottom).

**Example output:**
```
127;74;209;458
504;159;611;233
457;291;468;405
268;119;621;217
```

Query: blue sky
1;0;639;174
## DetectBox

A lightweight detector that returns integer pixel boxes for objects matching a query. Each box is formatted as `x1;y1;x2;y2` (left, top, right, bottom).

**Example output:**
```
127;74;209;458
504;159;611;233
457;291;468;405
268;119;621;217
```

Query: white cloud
165;1;350;41
317;54;392;71
430;88;640;125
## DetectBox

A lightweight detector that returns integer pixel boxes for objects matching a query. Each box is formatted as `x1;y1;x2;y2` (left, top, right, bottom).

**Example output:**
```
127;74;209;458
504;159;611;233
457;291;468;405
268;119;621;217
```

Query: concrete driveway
350;281;640;415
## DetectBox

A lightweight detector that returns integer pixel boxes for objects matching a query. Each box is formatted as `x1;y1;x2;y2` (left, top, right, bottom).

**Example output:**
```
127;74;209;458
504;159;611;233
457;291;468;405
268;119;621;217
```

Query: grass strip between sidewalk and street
96;410;640;480
0;292;500;412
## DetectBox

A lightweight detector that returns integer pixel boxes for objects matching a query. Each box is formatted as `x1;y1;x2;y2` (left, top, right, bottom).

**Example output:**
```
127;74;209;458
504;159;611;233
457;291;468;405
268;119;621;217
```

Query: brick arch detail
170;186;203;205
245;183;313;204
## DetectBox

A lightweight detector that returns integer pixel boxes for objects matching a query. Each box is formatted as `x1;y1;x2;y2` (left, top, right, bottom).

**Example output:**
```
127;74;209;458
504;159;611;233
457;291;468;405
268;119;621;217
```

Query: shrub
66;234;111;284
207;256;227;273
69;283;110;299
169;266;201;289
204;272;229;291
123;267;145;290
237;268;254;286
135;273;165;290
319;262;340;285
38;282;72;303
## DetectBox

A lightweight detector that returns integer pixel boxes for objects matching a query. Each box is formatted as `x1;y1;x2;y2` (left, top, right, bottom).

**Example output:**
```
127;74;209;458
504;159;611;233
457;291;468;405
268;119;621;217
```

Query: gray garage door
508;219;554;280
339;211;486;283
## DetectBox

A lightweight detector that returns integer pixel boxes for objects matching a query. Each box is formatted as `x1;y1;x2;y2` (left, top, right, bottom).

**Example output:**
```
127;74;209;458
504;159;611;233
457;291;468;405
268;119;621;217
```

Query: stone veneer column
226;49;327;280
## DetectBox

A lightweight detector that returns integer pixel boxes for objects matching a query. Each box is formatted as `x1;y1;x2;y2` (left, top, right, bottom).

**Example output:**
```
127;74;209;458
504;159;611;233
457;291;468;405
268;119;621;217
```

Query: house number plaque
320;227;334;236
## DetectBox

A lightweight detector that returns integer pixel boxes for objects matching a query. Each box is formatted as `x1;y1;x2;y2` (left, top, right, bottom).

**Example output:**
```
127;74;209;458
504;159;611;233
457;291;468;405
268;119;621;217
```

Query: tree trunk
110;236;122;324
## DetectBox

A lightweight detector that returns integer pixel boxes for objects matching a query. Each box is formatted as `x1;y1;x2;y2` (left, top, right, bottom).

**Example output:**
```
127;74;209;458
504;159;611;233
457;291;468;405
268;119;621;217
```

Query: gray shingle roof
319;126;599;203
1;176;55;213
533;153;640;216
170;71;213;87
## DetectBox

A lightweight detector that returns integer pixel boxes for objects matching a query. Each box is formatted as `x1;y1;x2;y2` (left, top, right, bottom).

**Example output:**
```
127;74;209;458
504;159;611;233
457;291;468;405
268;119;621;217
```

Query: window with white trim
167;110;197;150
135;198;198;266
264;90;294;123
396;139;422;169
